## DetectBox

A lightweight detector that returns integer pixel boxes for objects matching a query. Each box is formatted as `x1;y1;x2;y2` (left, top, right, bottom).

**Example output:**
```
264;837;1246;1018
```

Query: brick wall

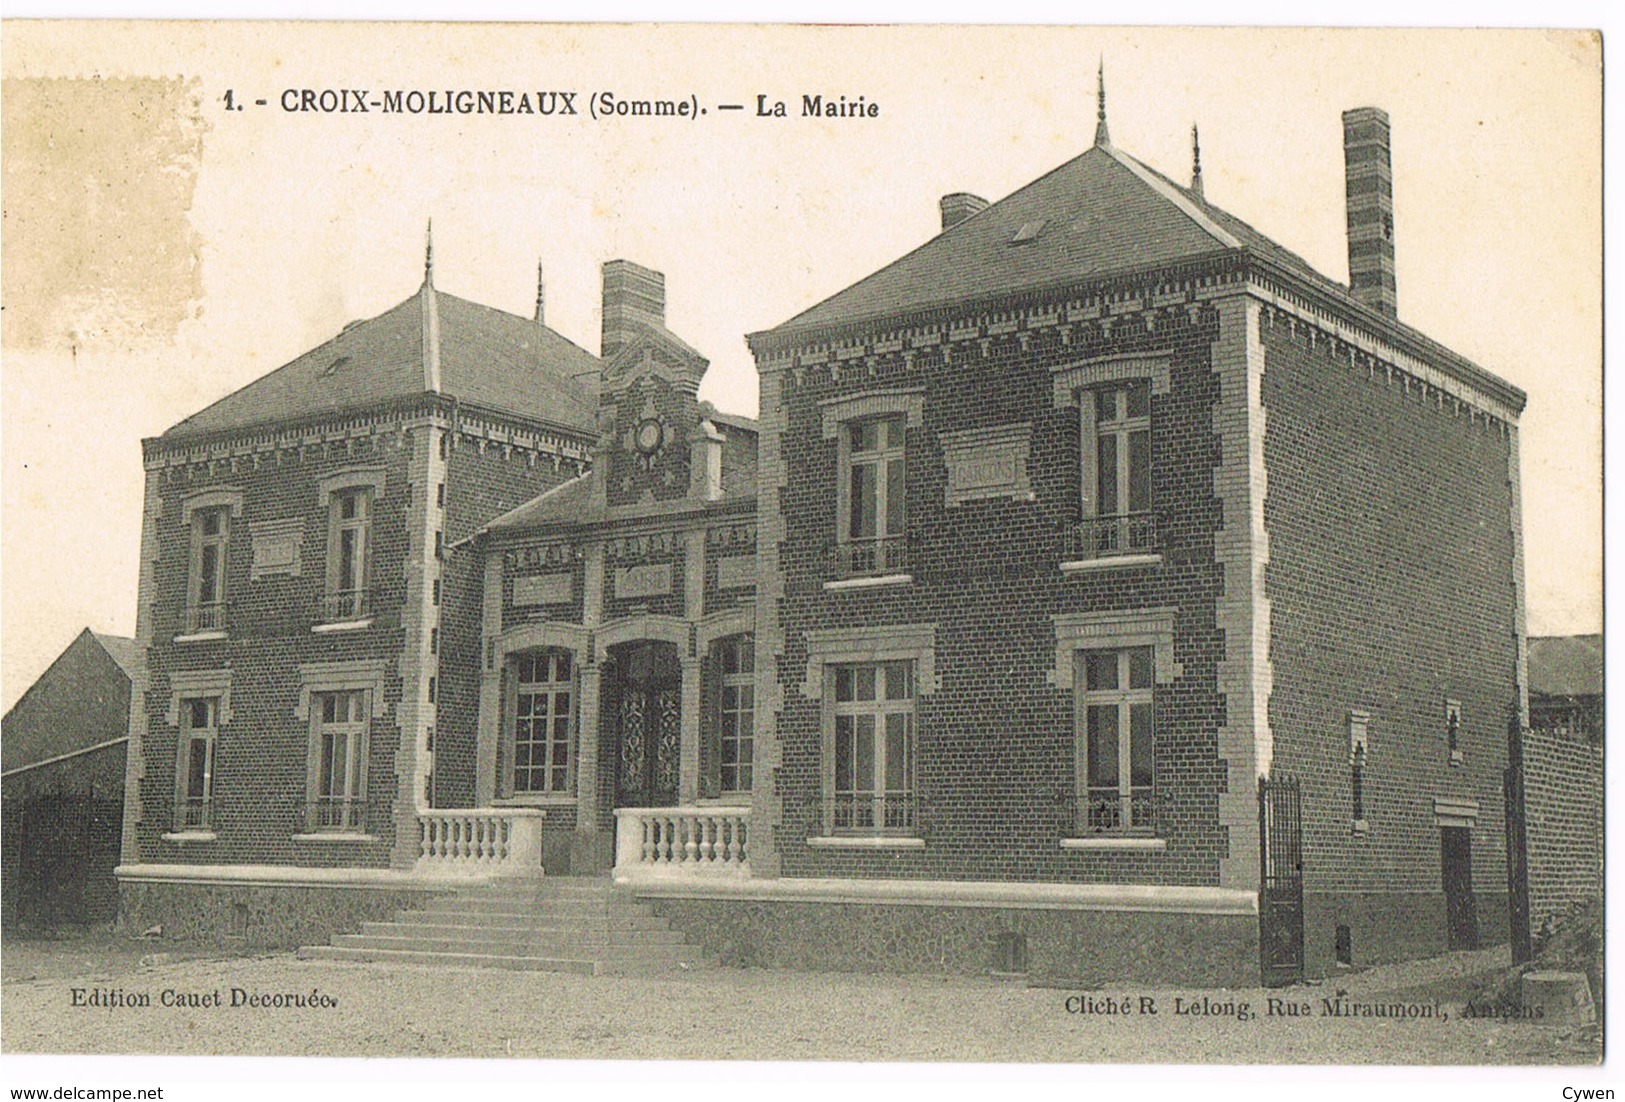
766;295;1231;886
1259;308;1518;962
436;434;585;812
139;430;414;869
1524;724;1603;929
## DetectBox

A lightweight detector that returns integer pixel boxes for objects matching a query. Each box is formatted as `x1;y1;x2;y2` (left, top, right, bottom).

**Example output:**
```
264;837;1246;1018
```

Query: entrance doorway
609;641;682;809
1441;826;1479;950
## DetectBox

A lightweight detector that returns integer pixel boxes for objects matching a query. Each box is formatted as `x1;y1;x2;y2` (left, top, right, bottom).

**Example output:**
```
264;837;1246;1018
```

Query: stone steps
297;876;709;974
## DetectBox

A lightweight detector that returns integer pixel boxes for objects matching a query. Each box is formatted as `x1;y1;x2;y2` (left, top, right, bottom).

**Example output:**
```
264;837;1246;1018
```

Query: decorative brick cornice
751;251;1522;428
144;395;593;477
748;252;1247;360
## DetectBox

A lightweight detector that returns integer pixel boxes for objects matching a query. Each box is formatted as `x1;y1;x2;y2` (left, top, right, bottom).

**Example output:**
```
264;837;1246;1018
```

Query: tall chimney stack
601;259;666;360
1342;107;1398;318
939;192;988;231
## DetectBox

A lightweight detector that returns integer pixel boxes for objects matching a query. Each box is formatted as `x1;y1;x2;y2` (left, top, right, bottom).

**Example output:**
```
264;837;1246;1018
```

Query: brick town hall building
116;87;1531;986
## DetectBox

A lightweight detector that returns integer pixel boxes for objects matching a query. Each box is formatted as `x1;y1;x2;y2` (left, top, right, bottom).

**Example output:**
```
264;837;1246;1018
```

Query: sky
0;23;1603;712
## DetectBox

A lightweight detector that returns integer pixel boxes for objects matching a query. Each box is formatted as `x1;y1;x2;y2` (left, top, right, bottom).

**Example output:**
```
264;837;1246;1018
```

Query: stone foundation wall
117;878;446;949
644;896;1258;987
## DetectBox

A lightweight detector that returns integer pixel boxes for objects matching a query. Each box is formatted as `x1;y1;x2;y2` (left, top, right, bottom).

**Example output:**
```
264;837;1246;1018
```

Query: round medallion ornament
634;417;664;455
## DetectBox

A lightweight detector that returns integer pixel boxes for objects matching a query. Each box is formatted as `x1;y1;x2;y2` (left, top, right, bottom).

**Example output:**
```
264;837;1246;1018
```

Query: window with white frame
837;416;907;577
508;649;574;796
1076;382;1154;558
712;634;754;795
187;507;231;633
829;660;916;832
324;487;372;621
175;697;218;831
1077;646;1155;833
310;689;369;831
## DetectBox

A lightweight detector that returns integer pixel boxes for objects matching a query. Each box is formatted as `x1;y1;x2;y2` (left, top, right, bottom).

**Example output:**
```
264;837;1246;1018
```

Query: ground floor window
830;660;916;832
712;634;754;796
509;649;574;796
311;689;368;831
1078;646;1154;832
176;697;217;830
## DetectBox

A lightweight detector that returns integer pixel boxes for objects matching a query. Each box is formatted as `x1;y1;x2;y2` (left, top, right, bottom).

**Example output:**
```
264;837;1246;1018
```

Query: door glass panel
1097;435;1118;513
1130;703;1154;785
1128;429;1151;512
1087;705;1119;786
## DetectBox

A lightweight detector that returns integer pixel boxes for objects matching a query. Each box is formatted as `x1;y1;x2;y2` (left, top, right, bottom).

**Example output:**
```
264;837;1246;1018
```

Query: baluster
685;817;700;864
732;818;746;864
660;816;675;863
641;816;656;863
704;816;719;864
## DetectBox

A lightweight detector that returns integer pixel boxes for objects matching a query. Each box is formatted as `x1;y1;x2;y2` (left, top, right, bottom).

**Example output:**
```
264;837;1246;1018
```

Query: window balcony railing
811;792;919;835
319;588;372;623
1081;785;1156;834
828;534;911;580
1064;512;1158;562
177;795;212;831
184;600;228;634
308;795;368;833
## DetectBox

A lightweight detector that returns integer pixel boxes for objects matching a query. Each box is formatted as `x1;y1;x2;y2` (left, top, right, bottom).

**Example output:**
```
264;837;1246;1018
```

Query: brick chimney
1342;107;1398;318
939;192;988;231
601;259;665;359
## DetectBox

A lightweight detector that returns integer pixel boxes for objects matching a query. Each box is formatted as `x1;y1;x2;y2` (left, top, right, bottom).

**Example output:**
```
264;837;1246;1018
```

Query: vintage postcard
0;19;1605;1098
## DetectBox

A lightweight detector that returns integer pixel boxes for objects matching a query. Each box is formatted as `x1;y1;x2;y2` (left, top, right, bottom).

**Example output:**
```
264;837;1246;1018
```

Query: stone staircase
296;877;710;975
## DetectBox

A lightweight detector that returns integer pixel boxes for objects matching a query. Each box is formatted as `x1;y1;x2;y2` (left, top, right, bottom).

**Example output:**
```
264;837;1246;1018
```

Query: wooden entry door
612;642;682;809
1441;826;1479;950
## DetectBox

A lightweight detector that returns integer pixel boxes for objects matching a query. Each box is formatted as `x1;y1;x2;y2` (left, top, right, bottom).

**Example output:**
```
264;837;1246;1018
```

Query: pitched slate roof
162;284;599;441
479;434;757;535
1528;635;1604;698
755;140;1524;410
771;145;1230;335
91;633;142;682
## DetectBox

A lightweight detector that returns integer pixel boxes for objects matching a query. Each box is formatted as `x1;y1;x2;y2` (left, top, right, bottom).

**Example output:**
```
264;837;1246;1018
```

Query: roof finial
1094;58;1110;147
424;218;434;285
1191;122;1204;199
534;259;546;324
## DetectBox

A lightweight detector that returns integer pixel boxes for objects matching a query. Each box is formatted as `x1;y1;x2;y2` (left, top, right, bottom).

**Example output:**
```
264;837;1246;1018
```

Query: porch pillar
679;655;702;803
577;661;603;831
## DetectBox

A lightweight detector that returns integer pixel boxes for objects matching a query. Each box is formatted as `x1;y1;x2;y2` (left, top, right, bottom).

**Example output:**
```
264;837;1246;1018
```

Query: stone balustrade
614;806;751;880
415;808;545;878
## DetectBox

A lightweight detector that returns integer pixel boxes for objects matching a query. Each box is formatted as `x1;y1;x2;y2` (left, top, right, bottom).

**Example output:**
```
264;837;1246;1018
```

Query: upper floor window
176;697;218;832
836;415;907;577
705;634;754;796
187;507;231;634
508;649;574;796
1077;646;1155;833
1074;382;1154;559
325;487;372;622
828;660;916;834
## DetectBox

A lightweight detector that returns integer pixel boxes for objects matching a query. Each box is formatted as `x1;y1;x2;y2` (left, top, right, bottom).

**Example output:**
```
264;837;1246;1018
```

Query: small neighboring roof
91;633;142;682
161;285;600;442
708;410;759;435
1528;635;1603;698
3;629;135;775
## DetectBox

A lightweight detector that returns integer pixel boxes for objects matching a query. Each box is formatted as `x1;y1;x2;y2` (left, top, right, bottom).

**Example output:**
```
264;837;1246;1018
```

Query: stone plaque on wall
249;518;304;580
513;572;574;607
615;562;673;600
716;555;756;590
939;423;1033;506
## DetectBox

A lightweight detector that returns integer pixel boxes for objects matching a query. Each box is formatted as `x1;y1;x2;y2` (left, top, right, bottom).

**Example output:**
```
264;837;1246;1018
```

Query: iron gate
1259;775;1305;987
